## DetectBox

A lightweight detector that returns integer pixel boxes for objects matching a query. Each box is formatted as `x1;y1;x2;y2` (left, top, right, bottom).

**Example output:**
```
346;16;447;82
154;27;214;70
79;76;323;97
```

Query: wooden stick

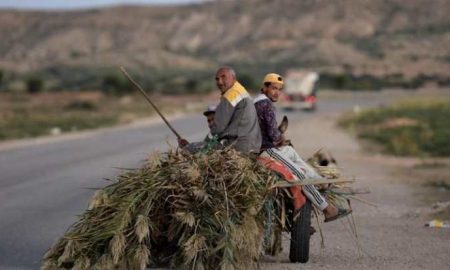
347;195;378;207
328;187;371;195
120;66;182;139
270;178;355;188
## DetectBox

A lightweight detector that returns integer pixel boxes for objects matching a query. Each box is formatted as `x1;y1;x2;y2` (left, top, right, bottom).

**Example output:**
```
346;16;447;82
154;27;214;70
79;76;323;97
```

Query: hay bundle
307;151;341;179
42;148;278;270
307;150;370;210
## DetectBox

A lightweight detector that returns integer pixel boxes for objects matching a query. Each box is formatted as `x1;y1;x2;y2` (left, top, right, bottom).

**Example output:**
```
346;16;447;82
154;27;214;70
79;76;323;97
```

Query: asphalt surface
0;91;397;269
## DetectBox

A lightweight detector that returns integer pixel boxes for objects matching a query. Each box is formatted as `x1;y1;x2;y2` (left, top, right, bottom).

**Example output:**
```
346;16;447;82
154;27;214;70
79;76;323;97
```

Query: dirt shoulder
0;110;196;153
261;111;450;270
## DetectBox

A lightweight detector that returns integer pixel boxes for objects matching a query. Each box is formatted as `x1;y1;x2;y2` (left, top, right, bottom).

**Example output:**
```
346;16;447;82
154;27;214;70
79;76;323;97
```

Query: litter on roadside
425;219;450;228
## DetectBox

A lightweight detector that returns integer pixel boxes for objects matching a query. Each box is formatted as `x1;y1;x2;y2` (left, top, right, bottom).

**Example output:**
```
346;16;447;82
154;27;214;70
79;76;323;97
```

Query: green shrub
184;78;198;92
318;72;449;90
334;74;350;89
238;73;258;92
26;76;45;94
64;100;98;111
320;73;382;90
340;99;450;157
0;69;3;87
102;73;133;96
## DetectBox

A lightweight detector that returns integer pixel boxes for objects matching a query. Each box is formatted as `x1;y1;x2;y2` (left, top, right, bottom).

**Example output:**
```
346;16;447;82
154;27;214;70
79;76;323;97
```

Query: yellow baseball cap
263;73;284;85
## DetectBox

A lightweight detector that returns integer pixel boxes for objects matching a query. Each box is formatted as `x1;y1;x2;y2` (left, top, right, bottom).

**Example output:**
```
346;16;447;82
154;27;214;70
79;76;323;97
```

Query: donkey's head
276;116;292;146
278;116;288;134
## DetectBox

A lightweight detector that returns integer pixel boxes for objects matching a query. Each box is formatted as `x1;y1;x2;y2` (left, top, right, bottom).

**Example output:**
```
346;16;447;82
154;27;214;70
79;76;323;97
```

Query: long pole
120;66;182;139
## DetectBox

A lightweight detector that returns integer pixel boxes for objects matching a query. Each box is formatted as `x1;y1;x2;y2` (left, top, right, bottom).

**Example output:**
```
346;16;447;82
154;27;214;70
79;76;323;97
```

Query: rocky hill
1;0;449;86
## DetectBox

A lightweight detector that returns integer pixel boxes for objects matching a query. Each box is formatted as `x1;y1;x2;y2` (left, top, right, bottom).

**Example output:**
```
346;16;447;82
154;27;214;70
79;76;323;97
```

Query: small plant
184;78;198;93
64;100;98;111
102;73;133;96
238;72;258;92
26;76;45;94
0;69;4;89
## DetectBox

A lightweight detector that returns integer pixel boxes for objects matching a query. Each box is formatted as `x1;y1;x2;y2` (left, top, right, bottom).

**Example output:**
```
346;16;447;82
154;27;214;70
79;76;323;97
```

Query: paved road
0;92;399;269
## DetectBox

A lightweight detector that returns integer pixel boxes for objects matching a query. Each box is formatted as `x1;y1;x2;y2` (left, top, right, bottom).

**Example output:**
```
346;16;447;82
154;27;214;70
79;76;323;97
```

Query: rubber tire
289;200;312;263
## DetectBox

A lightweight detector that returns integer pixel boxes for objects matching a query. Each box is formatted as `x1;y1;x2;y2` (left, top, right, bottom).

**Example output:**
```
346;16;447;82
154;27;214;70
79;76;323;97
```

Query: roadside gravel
260;112;450;270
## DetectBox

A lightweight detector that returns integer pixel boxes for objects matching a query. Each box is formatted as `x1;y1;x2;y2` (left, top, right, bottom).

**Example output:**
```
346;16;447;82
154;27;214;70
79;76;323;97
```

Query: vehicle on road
281;70;319;111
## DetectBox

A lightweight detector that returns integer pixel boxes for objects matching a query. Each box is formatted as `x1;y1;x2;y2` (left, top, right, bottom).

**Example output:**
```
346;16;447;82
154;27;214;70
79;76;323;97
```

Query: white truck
281;70;319;110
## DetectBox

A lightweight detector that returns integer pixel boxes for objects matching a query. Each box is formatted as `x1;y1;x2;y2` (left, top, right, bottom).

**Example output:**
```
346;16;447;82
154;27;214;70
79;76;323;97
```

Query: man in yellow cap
255;73;350;222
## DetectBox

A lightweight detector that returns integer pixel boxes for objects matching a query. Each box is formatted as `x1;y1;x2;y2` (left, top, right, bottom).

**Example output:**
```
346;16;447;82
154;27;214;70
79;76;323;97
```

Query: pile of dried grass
42;148;278;270
307;150;371;256
307;150;371;208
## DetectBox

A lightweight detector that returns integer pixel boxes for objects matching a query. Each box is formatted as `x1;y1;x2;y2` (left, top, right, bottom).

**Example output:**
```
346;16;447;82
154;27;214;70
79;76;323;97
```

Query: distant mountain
1;0;449;79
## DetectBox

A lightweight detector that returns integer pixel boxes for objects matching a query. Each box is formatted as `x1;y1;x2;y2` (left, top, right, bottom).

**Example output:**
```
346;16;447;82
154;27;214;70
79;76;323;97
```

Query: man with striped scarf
254;73;350;222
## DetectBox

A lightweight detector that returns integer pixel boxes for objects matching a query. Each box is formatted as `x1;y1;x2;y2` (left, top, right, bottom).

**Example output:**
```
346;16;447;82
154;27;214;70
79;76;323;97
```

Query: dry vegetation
339;97;450;157
42;146;364;270
42;148;279;270
0;91;208;141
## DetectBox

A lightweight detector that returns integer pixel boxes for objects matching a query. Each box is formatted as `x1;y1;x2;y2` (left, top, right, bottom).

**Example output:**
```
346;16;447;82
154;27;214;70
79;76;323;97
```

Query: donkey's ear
278;116;289;134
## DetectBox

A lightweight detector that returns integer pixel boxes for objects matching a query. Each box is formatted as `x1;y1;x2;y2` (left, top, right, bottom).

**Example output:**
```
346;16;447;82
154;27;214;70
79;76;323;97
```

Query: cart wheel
289;200;312;263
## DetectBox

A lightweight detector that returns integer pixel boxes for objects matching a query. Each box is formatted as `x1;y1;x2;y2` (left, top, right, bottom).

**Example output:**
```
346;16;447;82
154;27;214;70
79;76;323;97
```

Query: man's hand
178;138;189;147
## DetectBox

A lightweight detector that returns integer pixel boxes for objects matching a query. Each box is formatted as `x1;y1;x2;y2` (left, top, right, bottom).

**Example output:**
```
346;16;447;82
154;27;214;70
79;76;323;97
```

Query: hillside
1;0;450;89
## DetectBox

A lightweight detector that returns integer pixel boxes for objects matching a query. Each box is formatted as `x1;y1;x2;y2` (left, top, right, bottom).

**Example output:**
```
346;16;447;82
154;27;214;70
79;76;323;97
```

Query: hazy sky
0;0;207;10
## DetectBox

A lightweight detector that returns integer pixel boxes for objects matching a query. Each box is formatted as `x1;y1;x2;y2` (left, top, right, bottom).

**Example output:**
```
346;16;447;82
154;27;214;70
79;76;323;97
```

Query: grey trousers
260;145;328;211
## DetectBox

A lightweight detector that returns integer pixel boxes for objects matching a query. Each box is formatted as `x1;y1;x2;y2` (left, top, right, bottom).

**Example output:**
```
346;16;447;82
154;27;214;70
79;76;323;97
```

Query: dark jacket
254;94;282;150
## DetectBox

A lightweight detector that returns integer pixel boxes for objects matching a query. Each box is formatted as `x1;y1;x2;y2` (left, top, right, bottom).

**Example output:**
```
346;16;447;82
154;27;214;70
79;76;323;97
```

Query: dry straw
42;147;278;270
42;148;367;269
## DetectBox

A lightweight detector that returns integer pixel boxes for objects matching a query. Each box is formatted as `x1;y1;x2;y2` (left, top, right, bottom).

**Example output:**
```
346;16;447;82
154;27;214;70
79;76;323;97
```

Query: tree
26;76;44;94
0;70;3;90
185;78;198;93
334;74;350;90
102;73;132;96
238;73;257;92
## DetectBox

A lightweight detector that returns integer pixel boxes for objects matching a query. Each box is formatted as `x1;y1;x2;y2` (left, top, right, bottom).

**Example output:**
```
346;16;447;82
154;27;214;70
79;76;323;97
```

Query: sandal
324;208;352;223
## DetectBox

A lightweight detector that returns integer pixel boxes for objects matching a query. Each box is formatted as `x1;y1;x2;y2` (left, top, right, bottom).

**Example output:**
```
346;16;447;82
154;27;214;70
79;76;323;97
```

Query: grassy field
0;92;206;141
339;98;450;157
